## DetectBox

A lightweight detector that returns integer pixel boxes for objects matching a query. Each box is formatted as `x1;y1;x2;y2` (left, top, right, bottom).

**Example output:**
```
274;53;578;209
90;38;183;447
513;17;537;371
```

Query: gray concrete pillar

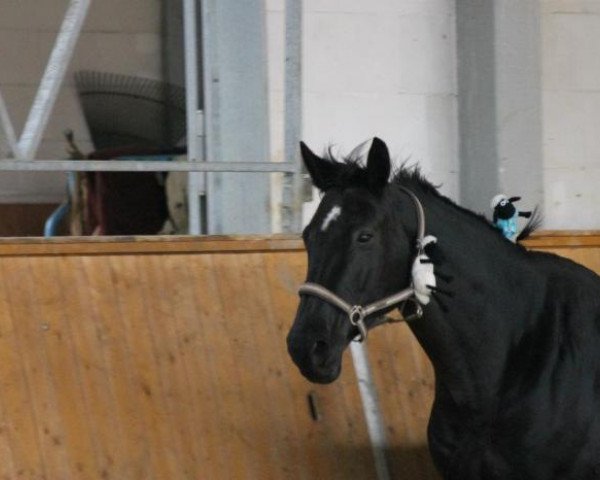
457;0;543;216
201;0;271;234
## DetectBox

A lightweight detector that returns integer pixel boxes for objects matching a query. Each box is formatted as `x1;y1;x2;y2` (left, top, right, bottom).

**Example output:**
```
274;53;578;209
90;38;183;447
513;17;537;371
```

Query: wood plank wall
0;238;375;480
0;232;597;480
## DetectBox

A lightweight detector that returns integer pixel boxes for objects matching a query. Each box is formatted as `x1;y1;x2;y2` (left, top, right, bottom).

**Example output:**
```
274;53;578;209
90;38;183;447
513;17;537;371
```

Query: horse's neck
405;190;542;415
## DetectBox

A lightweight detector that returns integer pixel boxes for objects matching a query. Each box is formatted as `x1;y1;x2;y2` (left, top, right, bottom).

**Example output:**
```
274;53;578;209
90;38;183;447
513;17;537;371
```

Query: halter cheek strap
298;186;434;342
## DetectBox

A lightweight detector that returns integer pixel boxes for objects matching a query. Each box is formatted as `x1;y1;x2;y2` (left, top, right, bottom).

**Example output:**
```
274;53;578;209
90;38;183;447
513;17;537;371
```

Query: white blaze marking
321;205;342;231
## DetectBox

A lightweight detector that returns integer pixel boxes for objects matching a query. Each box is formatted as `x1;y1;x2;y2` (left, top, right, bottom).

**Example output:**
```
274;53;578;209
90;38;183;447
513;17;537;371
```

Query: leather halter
298;187;427;342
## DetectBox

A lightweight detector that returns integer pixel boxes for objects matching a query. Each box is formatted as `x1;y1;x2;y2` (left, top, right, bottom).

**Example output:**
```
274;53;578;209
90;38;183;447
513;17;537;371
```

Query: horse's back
527;249;600;336
497;250;600;478
528;249;600;299
435;250;600;479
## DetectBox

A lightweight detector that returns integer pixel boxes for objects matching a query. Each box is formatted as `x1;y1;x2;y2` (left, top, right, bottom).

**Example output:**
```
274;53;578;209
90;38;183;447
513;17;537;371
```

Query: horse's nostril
311;340;330;367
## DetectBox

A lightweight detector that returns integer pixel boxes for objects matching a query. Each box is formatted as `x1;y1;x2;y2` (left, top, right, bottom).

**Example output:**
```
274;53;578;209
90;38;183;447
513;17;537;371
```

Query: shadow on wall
385;445;441;480
333;444;441;480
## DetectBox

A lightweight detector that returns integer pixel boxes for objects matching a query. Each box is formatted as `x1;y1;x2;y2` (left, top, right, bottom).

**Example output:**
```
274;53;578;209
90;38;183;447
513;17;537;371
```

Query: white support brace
17;0;91;160
0;90;19;157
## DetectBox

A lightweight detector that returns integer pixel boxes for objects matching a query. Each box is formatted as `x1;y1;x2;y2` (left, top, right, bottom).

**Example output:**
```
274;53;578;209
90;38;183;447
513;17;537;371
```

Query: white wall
0;0;161;202
266;0;458;226
542;0;600;229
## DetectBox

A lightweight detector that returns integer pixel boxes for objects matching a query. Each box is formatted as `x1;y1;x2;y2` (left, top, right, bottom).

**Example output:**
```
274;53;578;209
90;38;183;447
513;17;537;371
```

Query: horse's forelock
321;149;436;195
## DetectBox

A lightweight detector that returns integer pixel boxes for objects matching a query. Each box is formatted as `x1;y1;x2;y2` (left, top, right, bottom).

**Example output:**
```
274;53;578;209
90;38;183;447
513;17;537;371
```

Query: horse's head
287;138;416;383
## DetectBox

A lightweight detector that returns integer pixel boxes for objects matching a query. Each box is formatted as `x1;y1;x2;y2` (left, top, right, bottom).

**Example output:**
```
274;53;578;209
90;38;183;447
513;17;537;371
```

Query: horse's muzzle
286;332;343;384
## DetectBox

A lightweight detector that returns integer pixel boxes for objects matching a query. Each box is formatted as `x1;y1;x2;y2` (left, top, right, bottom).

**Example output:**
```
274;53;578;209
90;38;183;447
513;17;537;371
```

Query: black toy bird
491;194;532;242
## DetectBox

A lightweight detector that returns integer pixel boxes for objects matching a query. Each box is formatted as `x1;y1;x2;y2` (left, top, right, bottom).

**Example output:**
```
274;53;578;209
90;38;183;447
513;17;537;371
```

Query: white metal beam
282;0;304;233
183;0;203;235
17;0;91;160
0;90;19;158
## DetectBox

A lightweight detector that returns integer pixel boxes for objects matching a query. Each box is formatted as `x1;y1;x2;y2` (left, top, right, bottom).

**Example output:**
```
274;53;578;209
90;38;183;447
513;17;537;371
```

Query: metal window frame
0;160;296;173
0;0;302;234
0;0;300;235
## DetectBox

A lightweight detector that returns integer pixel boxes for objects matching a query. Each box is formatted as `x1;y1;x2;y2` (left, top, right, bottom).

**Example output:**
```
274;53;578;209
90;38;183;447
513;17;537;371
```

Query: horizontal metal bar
0;160;296;173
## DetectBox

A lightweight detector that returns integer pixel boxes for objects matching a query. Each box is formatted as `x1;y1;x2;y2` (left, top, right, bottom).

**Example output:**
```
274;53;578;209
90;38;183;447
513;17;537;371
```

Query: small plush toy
411;235;438;305
411;236;453;312
491;194;532;242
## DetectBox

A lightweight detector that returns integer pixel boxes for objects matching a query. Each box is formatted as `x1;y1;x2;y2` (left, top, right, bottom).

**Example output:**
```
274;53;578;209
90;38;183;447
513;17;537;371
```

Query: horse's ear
300;141;340;191
366;137;391;191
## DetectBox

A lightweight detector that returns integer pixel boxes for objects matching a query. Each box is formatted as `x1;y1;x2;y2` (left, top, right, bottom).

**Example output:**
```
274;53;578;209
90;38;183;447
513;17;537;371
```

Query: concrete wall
541;0;600;229
0;0;161;202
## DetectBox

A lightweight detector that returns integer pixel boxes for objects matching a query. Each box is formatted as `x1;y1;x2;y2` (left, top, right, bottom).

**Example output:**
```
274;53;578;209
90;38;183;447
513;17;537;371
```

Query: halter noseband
298;187;428;342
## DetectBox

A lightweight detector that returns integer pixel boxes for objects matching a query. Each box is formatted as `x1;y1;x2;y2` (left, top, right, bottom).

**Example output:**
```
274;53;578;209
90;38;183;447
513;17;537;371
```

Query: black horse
287;138;600;479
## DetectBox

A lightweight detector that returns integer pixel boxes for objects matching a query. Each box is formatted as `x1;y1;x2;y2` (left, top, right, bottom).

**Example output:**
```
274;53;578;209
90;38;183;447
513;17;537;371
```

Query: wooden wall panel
0;232;597;479
0;242;376;480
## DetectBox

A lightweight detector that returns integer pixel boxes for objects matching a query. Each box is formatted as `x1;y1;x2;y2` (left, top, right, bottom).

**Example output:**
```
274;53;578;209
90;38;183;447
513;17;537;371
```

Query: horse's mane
322;151;541;241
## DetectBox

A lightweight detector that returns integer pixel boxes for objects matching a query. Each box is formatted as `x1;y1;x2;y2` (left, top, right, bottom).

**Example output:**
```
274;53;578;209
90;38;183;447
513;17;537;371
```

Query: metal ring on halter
400;298;424;322
349;305;368;342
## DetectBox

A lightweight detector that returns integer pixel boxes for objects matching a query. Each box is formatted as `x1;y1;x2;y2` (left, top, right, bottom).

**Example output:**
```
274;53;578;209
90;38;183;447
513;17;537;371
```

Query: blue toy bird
491;194;532;242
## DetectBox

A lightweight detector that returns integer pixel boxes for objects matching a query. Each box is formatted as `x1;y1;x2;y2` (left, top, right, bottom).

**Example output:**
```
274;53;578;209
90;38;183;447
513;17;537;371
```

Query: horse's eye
357;231;373;243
